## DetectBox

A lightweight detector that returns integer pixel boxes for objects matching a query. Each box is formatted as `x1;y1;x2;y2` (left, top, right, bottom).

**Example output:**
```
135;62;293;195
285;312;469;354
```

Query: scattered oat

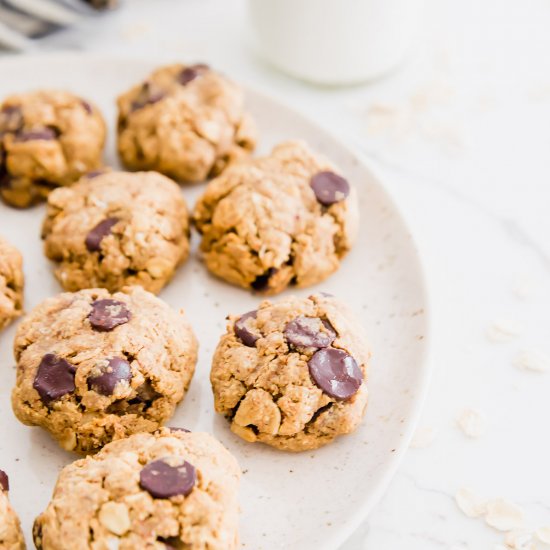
486;319;523;342
504;530;536;549
410;425;437;449
512;276;537;300
455;487;487;518
514;349;550;373
120;22;153;41
485;499;525;531
457;408;488;438
536;527;550;544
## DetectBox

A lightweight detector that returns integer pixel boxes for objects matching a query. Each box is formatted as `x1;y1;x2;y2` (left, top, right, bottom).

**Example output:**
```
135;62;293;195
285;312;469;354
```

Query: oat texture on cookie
33;429;240;550
193;141;360;295
0;469;26;550
117;63;257;182
0;236;24;331
11;287;198;453
42;170;191;294
0;90;106;208
210;293;370;451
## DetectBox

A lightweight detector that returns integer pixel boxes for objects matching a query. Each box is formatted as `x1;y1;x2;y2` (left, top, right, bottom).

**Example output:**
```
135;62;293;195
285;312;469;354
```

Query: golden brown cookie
0;470;26;550
33;429;240;550
117;63;256;182
0;236;23;331
42;170;191;294
12;287;198;453
0;90;106;208
193;141;359;295
210;293;370;451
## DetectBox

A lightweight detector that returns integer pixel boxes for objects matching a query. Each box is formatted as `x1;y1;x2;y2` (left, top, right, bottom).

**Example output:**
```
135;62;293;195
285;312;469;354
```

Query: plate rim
0;51;433;549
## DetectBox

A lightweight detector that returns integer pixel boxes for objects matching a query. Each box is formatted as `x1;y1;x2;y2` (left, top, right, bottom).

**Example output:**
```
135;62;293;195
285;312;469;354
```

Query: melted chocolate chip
178;64;210;85
251;267;277;291
234;310;260;347
284;316;336;349
0;105;23;132
81;100;93;114
308;348;363;400
85;217;119;252
33;520;43;550
85;169;105;179
88;357;132;396
131;82;165;111
33;354;77;405
88;299;131;331
14;127;57;142
139;458;196;499
310;171;350;206
0;469;9;492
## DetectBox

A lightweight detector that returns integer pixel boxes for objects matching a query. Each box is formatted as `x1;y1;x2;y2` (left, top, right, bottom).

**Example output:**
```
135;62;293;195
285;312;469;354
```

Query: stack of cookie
0;63;370;550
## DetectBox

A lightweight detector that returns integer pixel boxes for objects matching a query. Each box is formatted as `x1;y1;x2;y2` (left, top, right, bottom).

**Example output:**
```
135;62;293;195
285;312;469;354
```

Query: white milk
247;0;422;85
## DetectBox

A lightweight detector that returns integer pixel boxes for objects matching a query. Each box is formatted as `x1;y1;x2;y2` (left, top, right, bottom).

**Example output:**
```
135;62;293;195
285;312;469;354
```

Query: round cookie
0;90;106;208
0;236;24;331
0;470;26;550
210;293;370;451
33;429;240;550
42;170;191;294
193;141;359;294
117;63;257;182
12;286;198;453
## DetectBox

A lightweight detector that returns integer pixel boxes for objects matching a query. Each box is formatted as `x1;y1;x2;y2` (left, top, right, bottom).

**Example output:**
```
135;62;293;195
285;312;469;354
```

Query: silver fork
0;0;116;50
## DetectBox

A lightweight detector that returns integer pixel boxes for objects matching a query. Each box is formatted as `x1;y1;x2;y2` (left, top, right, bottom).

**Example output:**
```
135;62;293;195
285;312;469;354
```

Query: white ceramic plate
0;54;430;550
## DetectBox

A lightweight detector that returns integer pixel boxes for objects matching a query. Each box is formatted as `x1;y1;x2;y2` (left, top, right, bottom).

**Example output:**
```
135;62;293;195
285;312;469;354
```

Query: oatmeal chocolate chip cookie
12;287;198;453
0;470;26;550
42;170;191;294
117;63;257;182
0;236;24;331
0;90;106;208
193;141;359;295
33;429;240;550
210;293;369;451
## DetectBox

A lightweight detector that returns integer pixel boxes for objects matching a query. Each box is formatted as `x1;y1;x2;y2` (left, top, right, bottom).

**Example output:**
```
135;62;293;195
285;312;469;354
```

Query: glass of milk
247;0;422;86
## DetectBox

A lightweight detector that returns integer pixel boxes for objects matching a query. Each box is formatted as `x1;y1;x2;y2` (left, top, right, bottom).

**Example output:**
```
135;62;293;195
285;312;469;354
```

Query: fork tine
4;0;80;25
0;19;36;50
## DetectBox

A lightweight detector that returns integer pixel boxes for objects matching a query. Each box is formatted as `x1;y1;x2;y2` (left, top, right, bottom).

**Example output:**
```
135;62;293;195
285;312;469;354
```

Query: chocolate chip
178;63;209;85
308;348;363;400
0;105;23;132
33;354;77;405
234;310;260;347
88;299;131;331
139;458;197;499
33;520;43;550
169;427;190;433
0;469;9;492
310;171;350;206
81;100;93;114
284;316;336;350
88;357;132;396
14;127;57;142
251;267;277;291
131;82;165;111
85;169;105;179
85;217;119;252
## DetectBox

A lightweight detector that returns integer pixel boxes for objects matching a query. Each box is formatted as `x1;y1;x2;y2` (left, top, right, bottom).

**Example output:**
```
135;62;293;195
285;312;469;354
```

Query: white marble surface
4;0;550;548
